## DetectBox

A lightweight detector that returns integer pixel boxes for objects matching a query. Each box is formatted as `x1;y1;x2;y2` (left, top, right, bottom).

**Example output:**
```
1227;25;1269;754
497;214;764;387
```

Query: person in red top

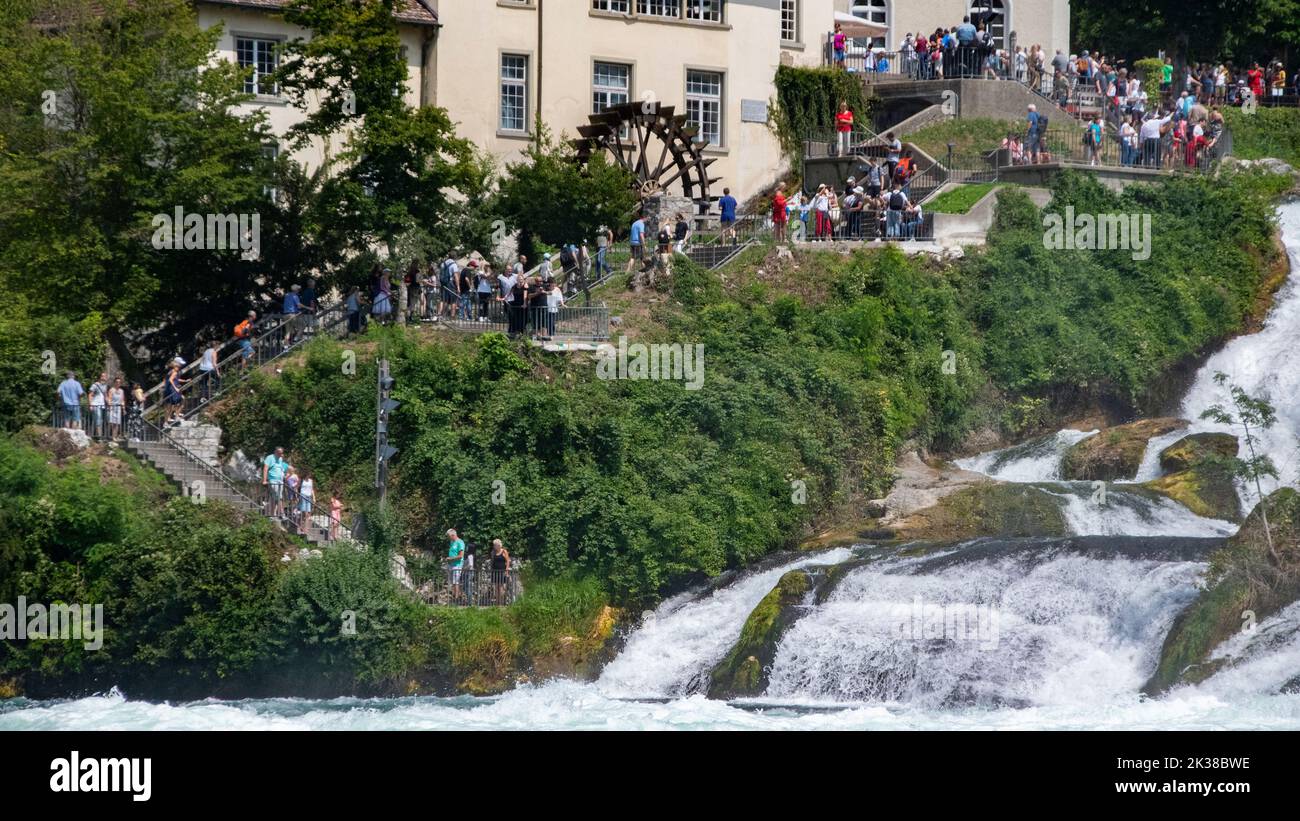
1248;63;1264;100
772;185;788;243
835;101;853;156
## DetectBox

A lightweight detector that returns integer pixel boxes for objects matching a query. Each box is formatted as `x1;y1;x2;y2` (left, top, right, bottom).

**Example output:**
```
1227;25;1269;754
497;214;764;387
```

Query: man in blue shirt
445;528;467;602
261;446;291;518
1026;104;1042;163
955;16;977;76
626;214;647;278
718;188;738;245
57;372;84;429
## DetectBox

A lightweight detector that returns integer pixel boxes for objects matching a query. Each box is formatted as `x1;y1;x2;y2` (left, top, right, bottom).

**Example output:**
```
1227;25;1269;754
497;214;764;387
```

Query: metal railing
1023;126;1222;172
825;42;998;81
143;300;353;423
131;416;263;509
414;286;609;341
248;477;356;545
797;206;934;242
420;564;520;607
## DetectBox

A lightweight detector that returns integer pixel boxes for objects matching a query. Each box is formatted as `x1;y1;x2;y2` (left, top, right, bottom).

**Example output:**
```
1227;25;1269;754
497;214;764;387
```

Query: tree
0;0;314;378
277;0;481;257
496;122;638;262
1201;372;1280;561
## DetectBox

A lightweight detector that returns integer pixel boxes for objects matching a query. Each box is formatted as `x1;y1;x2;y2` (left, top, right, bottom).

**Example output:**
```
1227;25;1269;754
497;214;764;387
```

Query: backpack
889;191;906;210
1038;115;1049;131
439;259;455;286
234;319;252;339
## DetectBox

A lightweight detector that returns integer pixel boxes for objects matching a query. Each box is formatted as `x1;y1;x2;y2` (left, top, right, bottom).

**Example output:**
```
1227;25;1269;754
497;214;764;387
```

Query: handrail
136;416;261;509
138;311;293;414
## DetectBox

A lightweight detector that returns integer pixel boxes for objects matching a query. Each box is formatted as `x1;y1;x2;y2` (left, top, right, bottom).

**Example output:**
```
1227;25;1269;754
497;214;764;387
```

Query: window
593;0;630;10
780;0;799;42
685;69;722;145
849;1;887;50
970;1;1007;51
236;37;280;96
685;0;722;23
638;0;679;17
499;54;529;132
593;62;630;113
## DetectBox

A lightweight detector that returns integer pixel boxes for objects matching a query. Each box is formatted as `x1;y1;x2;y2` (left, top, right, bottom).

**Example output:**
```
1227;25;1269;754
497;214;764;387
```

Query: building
194;0;439;172
192;1;1070;201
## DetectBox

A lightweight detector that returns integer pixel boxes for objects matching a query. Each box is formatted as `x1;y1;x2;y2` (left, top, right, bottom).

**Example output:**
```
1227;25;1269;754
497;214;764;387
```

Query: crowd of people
773;145;928;243
260;446;346;541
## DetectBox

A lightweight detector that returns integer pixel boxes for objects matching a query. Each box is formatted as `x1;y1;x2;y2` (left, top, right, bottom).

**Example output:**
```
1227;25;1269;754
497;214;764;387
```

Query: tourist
458;260;474;320
301;277;319;334
475;262;494;322
1084;115;1103;166
595;226;612;278
812;184;831;241
261;446;290;519
285;467;301;528
718;187;738;245
435;254;458;321
673;212;691;255
835;100;853;156
88;372;108;439
297;472;315;535
402;263;421;320
107;377;125;440
345;286;364;335
1140;111;1171;168
885;132;902;180
282;283;302;348
832;22;846;68
903;200;924;239
445;529;466;603
57;371;84;430
489;539;511;605
772;185;788;243
885;183;909;239
544;279;564;340
626;213;646;278
329;492;343;541
372;268;393;324
163;360;185;426
198;339;220;402
497;263;518;331
1119;115;1139;166
507;267;528;335
128;382;146;440
234;310;256;371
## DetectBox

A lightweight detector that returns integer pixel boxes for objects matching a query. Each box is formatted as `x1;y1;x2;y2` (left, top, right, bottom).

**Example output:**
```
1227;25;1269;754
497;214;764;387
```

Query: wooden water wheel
571;101;719;201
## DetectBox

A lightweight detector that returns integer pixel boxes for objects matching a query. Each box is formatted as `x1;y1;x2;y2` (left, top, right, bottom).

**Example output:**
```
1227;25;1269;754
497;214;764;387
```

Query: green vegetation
0;433;612;698
906;118;1016;165
963;170;1290;414
1222;107;1300;168
771;65;876;165
925;183;1000;214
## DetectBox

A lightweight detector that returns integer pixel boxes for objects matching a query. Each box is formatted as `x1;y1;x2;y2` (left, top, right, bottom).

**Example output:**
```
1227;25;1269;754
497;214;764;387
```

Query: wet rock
893;482;1070;541
1144;488;1300;696
1158;432;1238;474
1143;465;1241;522
1060;417;1188;481
707;569;815;700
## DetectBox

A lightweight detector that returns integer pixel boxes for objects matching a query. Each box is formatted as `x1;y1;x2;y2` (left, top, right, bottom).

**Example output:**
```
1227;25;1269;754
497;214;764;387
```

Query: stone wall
168;423;222;468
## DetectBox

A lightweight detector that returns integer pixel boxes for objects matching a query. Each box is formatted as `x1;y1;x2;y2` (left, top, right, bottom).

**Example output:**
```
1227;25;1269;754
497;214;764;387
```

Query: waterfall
765;542;1208;707
1132;201;1300;496
954;429;1096;482
596;547;854;698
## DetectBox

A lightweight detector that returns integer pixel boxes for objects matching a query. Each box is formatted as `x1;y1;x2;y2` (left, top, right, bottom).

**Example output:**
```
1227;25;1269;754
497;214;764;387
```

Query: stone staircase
127;429;342;547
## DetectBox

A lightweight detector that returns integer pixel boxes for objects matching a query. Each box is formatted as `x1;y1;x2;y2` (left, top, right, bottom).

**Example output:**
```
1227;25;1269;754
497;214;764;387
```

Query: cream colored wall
195;5;430;174
434;0;840;202
850;1;1070;55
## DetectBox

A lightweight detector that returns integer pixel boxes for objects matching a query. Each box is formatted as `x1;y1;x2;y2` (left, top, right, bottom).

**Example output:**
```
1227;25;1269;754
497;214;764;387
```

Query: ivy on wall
771;66;876;166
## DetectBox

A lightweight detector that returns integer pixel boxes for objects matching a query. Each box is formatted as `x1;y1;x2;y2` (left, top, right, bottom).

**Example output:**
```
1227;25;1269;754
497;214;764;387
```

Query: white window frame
592;0;630;11
638;0;681;17
780;0;800;44
235;35;281;97
499;53;530;134
685;68;723;147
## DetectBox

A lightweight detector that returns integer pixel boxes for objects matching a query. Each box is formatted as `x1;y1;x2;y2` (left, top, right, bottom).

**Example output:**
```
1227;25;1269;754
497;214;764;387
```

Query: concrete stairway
126;432;340;547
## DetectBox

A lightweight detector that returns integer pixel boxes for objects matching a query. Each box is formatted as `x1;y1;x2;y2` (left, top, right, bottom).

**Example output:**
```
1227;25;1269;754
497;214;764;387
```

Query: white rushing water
955;429;1097;482
765;548;1205;708
596;548;853;698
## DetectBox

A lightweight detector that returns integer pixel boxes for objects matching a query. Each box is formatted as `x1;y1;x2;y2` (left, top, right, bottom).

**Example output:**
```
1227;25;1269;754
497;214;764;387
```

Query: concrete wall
863;0;1069;54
